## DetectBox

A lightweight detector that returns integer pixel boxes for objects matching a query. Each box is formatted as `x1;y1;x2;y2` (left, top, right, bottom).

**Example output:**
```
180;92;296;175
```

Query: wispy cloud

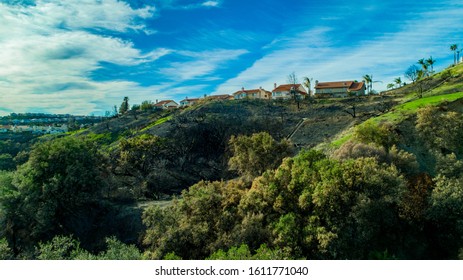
0;0;166;115
155;0;221;10
201;1;220;7
159;49;248;81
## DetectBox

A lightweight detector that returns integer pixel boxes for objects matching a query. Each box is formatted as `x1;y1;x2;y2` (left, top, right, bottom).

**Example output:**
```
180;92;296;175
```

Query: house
314;81;366;98
233;87;272;100
11;125;32;133
179;97;200;107
154;100;179;110
271;83;307;100
0;125;10;133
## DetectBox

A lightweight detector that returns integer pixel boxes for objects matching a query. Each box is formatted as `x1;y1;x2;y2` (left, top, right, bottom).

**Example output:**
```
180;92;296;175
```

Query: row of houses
0;124;69;134
152;80;367;109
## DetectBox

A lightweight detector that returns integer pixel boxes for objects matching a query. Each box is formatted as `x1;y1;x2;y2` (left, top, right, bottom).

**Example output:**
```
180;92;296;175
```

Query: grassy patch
374;92;463;123
141;115;173;132
84;132;119;145
330;133;353;149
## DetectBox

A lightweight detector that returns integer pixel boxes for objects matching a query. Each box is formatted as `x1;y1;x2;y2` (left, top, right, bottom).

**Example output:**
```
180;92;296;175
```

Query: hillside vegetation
1;64;463;260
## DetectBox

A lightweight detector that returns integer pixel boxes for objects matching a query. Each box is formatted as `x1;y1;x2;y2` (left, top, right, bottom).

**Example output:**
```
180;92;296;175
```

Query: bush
228;132;293;179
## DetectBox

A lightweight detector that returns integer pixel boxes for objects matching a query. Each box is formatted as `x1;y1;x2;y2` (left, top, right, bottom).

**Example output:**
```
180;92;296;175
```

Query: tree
287;72;298;85
9;137;107;251
302;77;312;96
341;96;361;118
394;77;402;88
36;235;141;260
363;74;381;94
387;83;395;90
417;58;430;77
450;44;458;65
405;65;419;83
116;134;170;199
228;132;292;179
0;238;13;259
426;56;436;74
119;96;129;114
363;74;372;94
287;72;302;109
140;100;154;111
142;180;249;259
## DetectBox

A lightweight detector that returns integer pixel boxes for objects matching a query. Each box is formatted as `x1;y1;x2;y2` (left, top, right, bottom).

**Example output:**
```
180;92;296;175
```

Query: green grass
325;91;463;150
330;133;354;148
374;92;463;124
141;115;173;132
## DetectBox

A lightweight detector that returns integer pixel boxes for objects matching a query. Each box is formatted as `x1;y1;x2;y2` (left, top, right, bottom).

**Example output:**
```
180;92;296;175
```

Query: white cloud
156;0;221;10
0;0;167;115
159;49;248;81
201;1;219;7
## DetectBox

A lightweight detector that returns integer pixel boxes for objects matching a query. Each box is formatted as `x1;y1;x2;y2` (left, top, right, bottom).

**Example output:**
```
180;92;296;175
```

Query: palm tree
451;44;458;65
426;56;436;74
364;74;382;94
363;74;372;94
394;77;402;88
387;83;395;90
303;77;312;96
418;58;430;77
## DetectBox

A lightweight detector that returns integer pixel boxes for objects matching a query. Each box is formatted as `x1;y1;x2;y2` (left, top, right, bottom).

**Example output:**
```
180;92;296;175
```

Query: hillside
1;63;463;260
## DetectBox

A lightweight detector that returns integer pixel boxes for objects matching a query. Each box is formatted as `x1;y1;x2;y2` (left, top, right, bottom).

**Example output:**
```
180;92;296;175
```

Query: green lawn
374;92;463;123
327;92;463;149
141;115;173;132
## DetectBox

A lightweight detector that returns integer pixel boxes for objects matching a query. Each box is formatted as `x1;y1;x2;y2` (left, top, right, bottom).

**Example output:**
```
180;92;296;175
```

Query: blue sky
1;0;463;116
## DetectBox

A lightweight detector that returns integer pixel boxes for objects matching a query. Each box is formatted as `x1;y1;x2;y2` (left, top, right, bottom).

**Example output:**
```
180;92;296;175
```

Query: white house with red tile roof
271;83;307;100
233;87;271;100
314;81;366;97
179;97;200;107
154;100;179;109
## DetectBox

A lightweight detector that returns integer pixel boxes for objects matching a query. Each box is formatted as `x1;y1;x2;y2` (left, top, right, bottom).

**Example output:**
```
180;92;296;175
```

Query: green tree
36;235;84;260
426;175;463;258
238;150;406;259
0;238;13;260
116;134;170;198
387;83;395;90
142;180;248;259
394;77;402;88
140;100;154;111
450;44;458;65
417;58;430;77
37;235;141;260
363;74;372;94
228;132;292;179
10;137;107;251
426;56;436;74
354;120;398;152
416;106;463;156
119;96;129;114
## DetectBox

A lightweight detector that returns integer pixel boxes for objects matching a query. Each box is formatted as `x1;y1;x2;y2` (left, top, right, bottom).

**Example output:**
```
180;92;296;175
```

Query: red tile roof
154;100;177;106
315;81;365;91
349;82;365;91
233;89;261;95
273;84;307;94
